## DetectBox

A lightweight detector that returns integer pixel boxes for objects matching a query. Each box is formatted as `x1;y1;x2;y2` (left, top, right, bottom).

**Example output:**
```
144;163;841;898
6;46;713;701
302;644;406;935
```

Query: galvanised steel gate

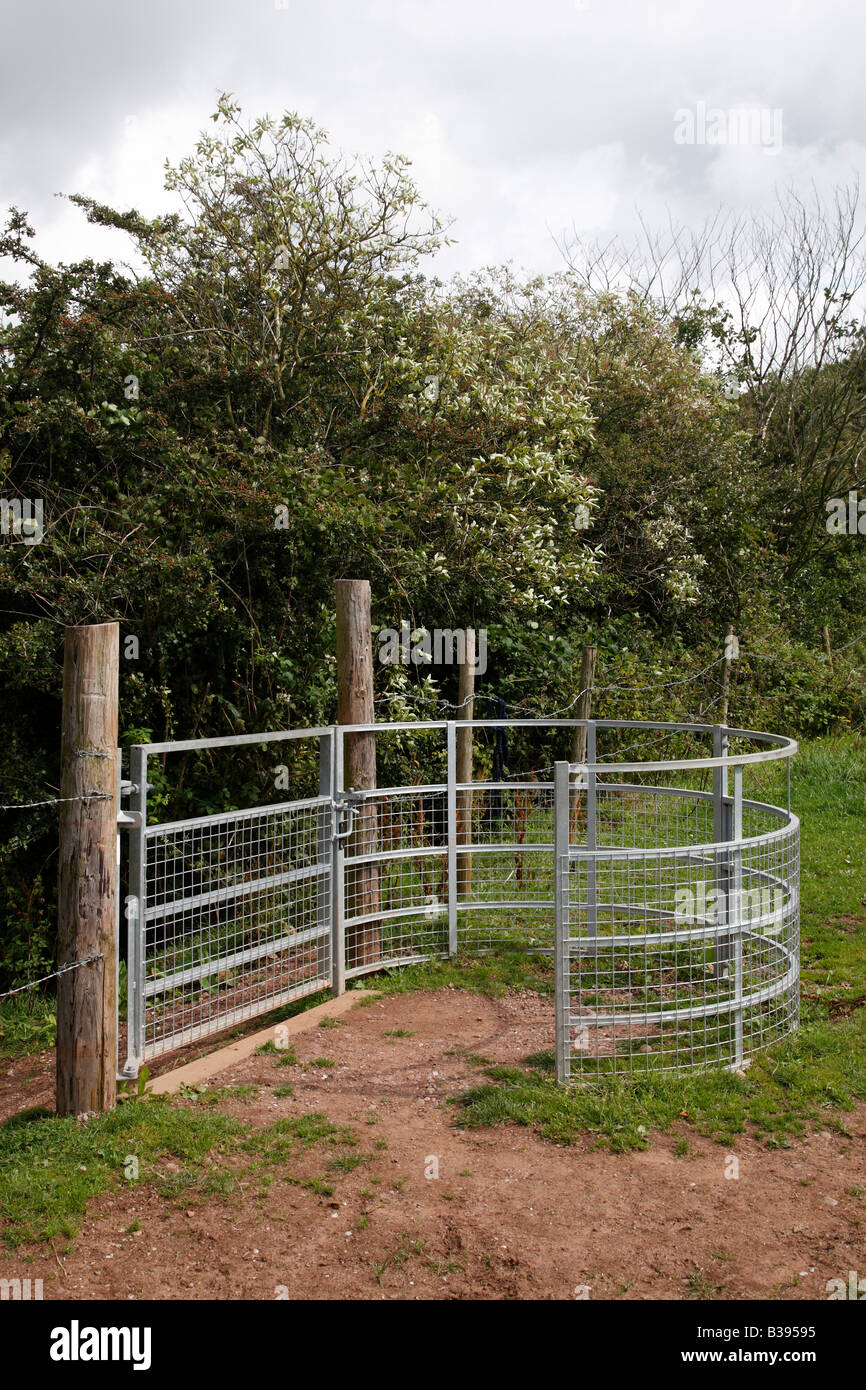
119;719;799;1082
121;728;339;1072
552;726;800;1081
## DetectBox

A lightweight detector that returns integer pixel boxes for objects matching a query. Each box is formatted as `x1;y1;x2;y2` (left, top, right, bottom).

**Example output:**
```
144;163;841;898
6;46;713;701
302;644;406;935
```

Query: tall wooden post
822;625;834;675
56;622;119;1116
570;645;597;842
571;645;597;767
720;623;735;727
336;580;380;968
456;629;475;899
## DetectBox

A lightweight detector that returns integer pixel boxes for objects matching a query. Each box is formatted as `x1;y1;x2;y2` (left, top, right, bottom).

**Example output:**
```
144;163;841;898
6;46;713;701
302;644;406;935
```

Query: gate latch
334;788;363;842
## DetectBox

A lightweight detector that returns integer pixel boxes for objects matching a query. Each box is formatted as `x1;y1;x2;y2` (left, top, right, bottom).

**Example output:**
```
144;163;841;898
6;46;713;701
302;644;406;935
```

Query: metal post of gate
124;744;148;1074
446;720;458;957
731;763;744;1068
115;753;123;1081
331;725;346;996
320;728;343;997
554;760;571;1084
585;721;598;956
713;724;732;975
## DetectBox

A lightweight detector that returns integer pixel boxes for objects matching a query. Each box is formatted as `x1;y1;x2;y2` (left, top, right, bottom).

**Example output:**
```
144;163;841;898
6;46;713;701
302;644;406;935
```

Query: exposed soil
2;988;864;1300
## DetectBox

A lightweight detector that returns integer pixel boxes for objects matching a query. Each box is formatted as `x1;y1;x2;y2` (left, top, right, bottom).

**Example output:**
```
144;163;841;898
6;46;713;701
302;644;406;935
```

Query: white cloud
1;0;863;284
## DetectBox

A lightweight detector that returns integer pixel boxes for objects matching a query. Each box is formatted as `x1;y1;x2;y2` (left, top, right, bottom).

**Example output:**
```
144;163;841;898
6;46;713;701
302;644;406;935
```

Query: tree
560;184;866;583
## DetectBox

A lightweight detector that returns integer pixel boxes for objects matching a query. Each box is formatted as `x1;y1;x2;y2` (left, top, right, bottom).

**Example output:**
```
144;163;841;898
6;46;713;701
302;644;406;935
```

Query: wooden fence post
456;629;475;899
336;580;380;968
571;645;597;768
570;644;597;842
56;622;119;1116
822;625;834;675
720;623;736;727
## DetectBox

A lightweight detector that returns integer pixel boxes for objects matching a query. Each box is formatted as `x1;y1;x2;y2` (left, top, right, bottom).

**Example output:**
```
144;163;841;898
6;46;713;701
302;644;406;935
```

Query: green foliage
0;992;55;1059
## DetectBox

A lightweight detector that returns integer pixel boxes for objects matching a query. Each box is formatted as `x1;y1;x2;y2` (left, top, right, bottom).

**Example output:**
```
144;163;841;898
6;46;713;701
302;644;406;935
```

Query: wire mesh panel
125;730;334;1068
340;724;452;977
456;781;557;952
554;755;800;1082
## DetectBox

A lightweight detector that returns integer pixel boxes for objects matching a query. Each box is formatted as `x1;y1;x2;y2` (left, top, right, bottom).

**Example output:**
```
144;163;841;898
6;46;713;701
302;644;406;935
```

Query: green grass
241;1110;358;1159
370;946;555;998
255;1040;299;1066
685;1268;726;1300
0;1100;241;1246
374;1232;426;1286
779;736;866;1012
0;1094;369;1250
328;1151;367;1173
453;1008;866;1152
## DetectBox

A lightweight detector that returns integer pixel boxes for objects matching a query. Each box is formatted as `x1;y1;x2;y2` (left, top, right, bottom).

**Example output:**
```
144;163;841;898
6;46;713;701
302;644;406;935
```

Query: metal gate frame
119;718;800;1082
553;725;800;1083
120;727;343;1076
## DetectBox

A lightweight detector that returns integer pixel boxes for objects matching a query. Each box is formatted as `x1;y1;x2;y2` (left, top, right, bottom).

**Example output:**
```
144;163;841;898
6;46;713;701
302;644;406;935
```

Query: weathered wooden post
56;622;119;1116
570;645;597;769
822;624;834;675
336;580;380;968
570;644;597;843
456;629;475;899
720;623;736;728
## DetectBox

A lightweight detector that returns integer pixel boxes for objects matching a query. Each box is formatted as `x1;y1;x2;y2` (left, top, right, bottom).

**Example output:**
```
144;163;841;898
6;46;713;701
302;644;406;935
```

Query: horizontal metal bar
144;919;330;997
341;842;552;869
133;727;335;756
574;747;797;774
337;720;448;733
146;794;330;837
568;958;797;1031
338;717;792;741
566;815;799;861
344;902;450;930
345;950;448;979
342;844;449;869
144;858;329;923
564;919;795;951
142;973;331;1059
335;721;796;772
452;898;555;913
346;782;449;799
344;898;556;927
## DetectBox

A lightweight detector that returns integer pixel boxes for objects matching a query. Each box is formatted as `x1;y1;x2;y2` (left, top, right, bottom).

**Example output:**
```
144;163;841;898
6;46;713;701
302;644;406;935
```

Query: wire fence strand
0;793;112;812
0;954;104;1002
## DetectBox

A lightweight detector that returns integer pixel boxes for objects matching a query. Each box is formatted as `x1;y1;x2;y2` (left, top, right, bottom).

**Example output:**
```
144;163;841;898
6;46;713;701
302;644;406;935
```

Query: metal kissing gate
119;720;800;1084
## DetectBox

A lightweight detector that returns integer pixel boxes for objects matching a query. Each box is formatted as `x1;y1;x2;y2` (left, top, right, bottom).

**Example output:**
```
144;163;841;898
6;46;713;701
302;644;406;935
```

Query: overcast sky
2;0;865;282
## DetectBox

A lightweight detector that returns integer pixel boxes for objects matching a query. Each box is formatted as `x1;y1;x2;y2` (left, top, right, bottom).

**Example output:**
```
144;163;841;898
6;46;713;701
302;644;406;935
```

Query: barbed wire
374;654;731;717
0;792;112;812
0;954;103;1002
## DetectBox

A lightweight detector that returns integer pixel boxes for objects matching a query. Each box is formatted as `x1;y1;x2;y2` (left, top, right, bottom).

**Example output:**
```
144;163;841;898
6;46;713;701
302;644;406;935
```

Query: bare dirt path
3;988;864;1300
